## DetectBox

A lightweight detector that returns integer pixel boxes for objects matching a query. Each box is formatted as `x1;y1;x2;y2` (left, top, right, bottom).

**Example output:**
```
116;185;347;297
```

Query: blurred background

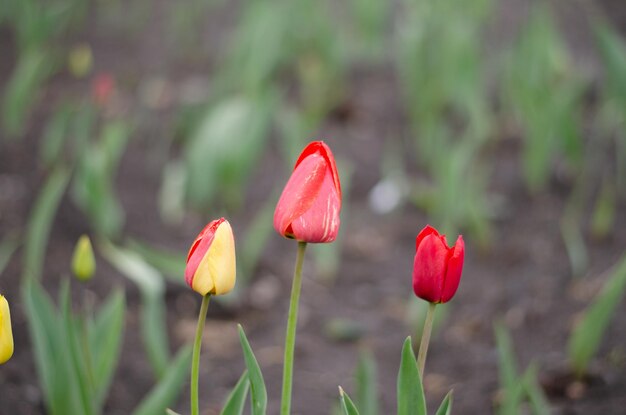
1;0;626;413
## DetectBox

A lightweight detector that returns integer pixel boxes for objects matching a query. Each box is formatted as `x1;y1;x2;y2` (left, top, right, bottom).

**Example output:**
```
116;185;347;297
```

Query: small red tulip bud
412;225;465;304
274;141;342;243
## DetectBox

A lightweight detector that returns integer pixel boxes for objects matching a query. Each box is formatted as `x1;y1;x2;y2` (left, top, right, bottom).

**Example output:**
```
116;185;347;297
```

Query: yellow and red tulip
0;295;14;364
185;218;236;296
274;141;342;243
412;225;465;304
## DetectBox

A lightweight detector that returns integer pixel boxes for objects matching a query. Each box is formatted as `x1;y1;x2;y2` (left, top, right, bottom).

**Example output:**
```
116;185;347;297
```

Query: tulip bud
412;225;465;304
72;235;96;281
274;141;342;243
185;218;236;296
0;295;14;364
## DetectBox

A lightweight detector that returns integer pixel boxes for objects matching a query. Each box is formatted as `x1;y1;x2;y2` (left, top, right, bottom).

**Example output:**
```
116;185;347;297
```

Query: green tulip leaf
100;241;170;378
568;253;626;376
23;166;71;281
355;349;378;415
220;371;250;415
435;391;453;415
90;289;126;406
339;386;361;415
397;337;427;415
238;325;267;415
132;345;193;415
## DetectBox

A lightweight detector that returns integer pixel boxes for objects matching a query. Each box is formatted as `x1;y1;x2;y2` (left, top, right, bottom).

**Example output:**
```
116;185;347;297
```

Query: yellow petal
0;295;14;364
191;220;236;296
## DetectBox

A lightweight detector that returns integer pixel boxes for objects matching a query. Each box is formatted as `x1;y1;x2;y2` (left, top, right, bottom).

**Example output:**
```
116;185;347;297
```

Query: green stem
417;302;437;379
81;293;95;393
280;241;307;415
191;294;211;415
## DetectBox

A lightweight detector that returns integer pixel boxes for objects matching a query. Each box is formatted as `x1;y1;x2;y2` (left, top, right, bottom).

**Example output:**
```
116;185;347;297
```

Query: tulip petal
273;153;327;237
440;236;465;303
294;141;341;200
185;219;222;287
289;166;341;243
0;295;13;364
415;225;439;251
194;220;236;295
413;234;448;303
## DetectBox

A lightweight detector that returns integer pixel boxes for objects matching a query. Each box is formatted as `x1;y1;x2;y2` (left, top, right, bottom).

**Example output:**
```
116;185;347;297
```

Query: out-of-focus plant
23;277;191;415
347;0;390;62
181;93;275;212
396;0;495;245
100;241;175;379
568;253;626;377
1;0;88;137
594;20;626;194
494;323;551;415
23;280;125;414
501;4;584;193
72;120;131;239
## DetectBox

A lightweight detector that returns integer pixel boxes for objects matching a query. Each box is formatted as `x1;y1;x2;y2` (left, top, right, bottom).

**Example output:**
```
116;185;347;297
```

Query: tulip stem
281;241;307;415
417;302;437;379
191;293;211;415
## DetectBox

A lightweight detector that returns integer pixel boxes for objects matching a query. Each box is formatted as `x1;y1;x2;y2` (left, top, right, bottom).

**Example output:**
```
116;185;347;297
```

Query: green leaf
237;325;267;415
2;48;56;138
397;337;426;415
238;191;278;283
22;280;80;415
23;166;71;281
339;386;361;415
355;349;378;415
521;364;550;415
184;93;274;211
166;410;182;415
132;345;193;415
90;289;125;406
60;281;95;415
568;253;626;376
494;322;525;415
435;391;453;415
220;371;250;415
99;241;170;378
0;231;20;278
126;238;186;285
39;103;73;168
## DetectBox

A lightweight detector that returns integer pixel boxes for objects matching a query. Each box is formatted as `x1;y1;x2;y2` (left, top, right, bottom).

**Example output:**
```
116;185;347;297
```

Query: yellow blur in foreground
0;295;14;364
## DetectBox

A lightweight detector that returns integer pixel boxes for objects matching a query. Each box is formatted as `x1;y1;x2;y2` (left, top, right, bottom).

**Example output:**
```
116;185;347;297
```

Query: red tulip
412;225;465;304
185;218;236;296
274;141;342;243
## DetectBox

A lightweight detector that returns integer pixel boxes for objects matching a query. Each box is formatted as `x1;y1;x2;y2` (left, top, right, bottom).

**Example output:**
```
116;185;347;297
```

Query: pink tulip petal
289;166;341;242
413;234;448;303
273;154;327;237
440;236;465;303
